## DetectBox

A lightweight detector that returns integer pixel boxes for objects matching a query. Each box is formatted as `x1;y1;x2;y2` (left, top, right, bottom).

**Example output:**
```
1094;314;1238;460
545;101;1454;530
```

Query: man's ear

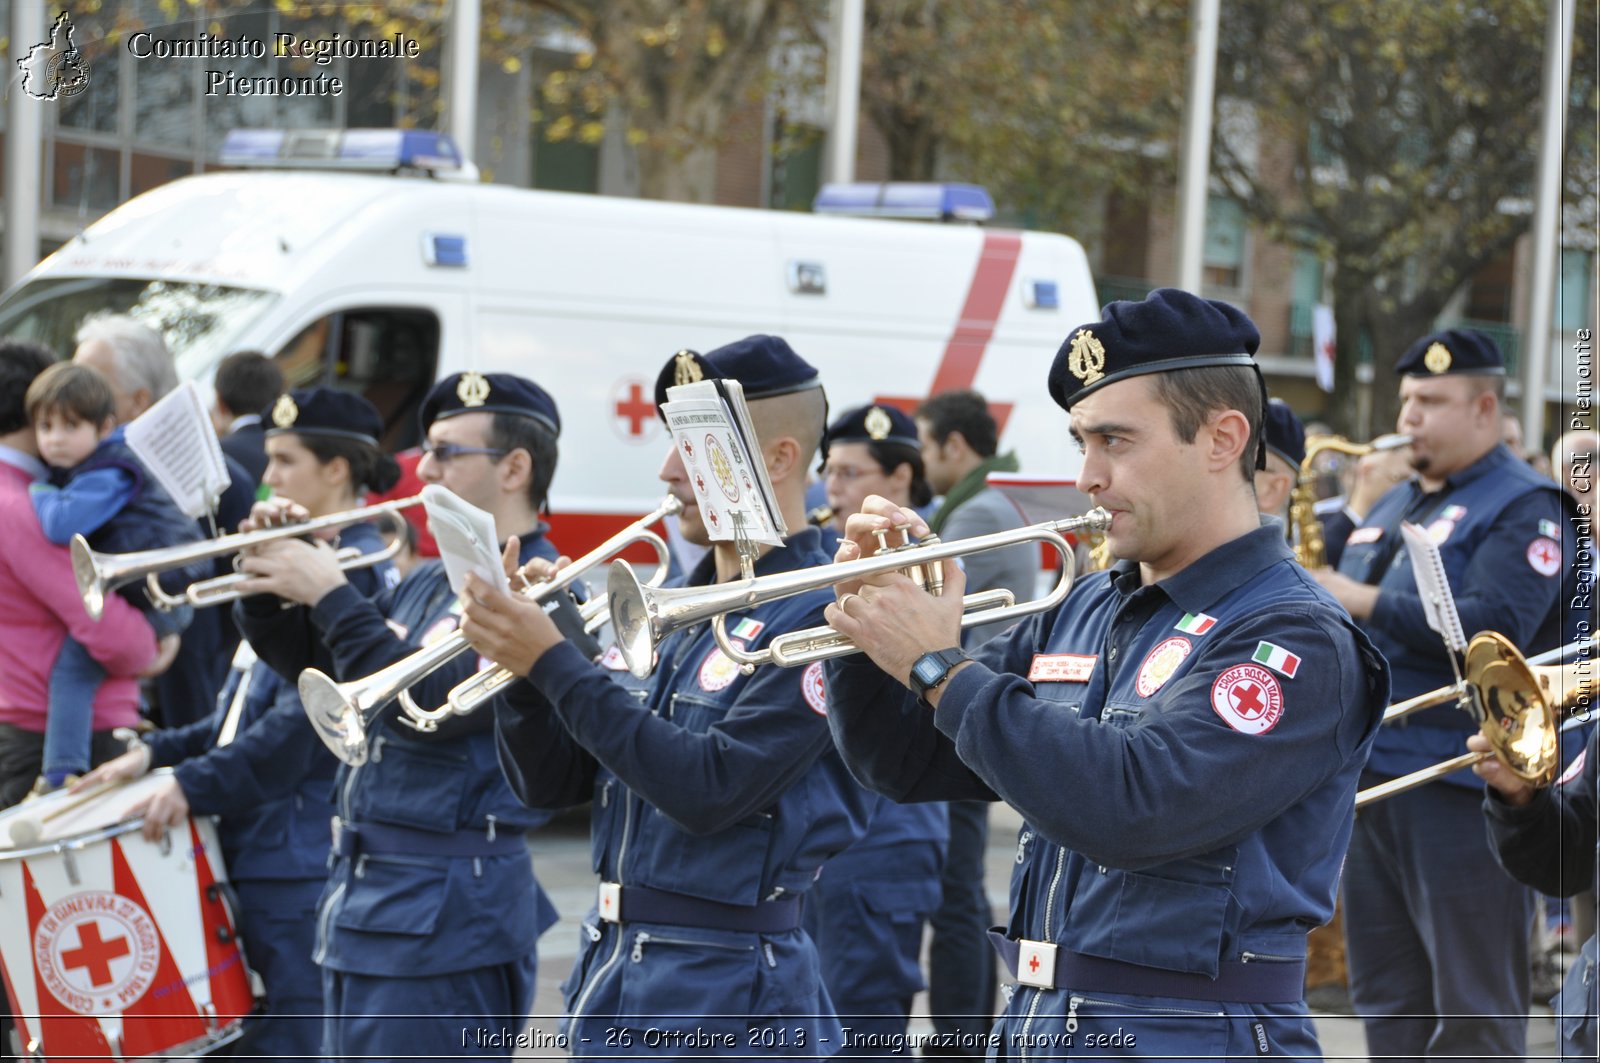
1204;408;1253;472
500;446;533;494
764;436;803;486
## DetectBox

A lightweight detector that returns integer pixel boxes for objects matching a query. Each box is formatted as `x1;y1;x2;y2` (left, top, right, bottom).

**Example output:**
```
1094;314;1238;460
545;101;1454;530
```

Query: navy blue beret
419;372;560;438
1394;328;1504;378
1262;398;1306;469
825;403;921;453
264;387;383;447
1047;288;1261;412
653;335;823;415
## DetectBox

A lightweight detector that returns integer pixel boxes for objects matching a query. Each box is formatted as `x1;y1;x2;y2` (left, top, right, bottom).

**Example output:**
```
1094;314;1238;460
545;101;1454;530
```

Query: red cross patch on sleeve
1525;537;1561;577
1210;664;1284;735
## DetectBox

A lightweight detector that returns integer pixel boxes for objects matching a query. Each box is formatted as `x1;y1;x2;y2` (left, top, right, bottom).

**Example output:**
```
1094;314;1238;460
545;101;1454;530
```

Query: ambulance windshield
0;276;276;379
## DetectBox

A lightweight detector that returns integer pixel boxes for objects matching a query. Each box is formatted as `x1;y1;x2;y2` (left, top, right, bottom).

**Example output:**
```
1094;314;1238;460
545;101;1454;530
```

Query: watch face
913;655;945;687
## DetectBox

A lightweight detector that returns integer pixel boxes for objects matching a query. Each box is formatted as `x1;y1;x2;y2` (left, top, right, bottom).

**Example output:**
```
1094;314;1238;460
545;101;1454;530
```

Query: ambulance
0;129;1098;556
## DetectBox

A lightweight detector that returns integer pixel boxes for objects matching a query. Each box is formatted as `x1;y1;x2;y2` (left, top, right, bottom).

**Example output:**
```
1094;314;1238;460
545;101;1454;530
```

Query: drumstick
6;779;122;847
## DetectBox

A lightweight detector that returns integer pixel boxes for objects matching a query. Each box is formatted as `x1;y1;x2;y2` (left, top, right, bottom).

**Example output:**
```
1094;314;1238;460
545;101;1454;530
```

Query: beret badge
271;393;299;428
864;406;893;441
457;371;491;407
1067;329;1107;386
673;350;704;388
1423;342;1453;374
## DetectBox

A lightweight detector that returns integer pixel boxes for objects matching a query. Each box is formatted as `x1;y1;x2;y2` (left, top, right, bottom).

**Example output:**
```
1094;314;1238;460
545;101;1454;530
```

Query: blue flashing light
1027;280;1060;310
219;128;464;174
813;182;995;223
428;234;469;268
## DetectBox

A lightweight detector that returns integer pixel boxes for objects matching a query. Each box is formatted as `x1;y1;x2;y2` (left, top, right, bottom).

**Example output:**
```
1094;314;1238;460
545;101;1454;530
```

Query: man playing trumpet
230;372;565;1060
460;337;871;1058
821;290;1389;1057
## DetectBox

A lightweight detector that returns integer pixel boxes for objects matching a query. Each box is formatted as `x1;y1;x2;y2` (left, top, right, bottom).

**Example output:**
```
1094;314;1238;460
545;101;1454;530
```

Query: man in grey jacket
914;389;1036;1055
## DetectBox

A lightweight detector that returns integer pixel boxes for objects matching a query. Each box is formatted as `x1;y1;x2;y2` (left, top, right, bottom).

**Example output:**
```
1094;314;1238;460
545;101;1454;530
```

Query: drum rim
0;768;191;859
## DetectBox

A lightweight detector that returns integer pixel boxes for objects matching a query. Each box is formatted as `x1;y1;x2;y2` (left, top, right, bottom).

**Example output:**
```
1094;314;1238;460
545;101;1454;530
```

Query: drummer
78;388;401;1061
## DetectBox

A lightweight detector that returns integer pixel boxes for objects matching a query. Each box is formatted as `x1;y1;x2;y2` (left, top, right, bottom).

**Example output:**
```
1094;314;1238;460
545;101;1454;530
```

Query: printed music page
659;379;785;547
423;484;508;597
123;381;230;518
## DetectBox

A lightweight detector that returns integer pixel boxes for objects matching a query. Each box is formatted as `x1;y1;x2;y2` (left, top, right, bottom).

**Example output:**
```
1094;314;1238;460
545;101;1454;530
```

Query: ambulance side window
275;308;439;451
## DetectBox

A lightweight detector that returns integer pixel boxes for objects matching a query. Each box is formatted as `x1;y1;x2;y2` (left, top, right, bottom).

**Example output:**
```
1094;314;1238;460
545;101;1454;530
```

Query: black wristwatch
910;647;970;701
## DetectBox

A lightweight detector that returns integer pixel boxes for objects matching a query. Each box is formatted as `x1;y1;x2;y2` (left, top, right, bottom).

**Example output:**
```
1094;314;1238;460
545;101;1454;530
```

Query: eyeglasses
420;442;509;464
823;464;880;483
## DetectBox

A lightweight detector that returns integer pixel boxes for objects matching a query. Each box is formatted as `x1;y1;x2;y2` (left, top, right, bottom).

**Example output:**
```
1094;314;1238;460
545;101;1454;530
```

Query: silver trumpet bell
300;495;683;766
608;508;1113;679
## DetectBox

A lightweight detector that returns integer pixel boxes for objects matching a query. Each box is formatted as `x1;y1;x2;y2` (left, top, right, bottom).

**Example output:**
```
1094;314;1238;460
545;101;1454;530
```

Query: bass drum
0;770;258;1059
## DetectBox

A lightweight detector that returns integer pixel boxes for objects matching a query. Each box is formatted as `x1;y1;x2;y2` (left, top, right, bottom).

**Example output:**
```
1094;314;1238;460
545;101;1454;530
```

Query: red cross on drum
1210;664;1285;736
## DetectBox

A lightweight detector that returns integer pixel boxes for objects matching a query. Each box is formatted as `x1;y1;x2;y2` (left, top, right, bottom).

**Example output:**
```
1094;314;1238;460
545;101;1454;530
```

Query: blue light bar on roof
813;182;995;223
219;128;464;173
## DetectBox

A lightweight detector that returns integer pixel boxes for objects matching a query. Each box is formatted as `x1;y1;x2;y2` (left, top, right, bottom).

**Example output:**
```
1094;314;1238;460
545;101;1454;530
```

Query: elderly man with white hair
73;313;258;727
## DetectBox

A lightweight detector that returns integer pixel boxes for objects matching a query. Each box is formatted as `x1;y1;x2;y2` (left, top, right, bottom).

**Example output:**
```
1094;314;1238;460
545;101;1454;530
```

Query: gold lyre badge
1423;342;1453;374
864;406;893;441
271;393;298;428
673;350;704;388
457;371;491;407
1067;329;1107;386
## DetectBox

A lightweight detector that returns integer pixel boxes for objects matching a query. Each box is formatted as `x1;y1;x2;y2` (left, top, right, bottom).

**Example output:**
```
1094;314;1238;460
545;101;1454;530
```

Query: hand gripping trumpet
71;495;424;620
1355;633;1599;808
298;495;683;766
607;508;1113;679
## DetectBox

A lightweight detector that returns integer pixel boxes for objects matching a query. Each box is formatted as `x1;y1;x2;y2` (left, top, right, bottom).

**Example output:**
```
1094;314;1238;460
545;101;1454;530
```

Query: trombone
607;509;1113;678
72;495;425;621
299;495;683;766
1356;633;1598;808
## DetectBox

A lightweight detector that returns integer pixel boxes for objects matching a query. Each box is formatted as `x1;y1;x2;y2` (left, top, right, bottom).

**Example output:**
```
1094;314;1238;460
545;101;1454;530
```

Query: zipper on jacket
631;930;755;963
1017;845;1070;1059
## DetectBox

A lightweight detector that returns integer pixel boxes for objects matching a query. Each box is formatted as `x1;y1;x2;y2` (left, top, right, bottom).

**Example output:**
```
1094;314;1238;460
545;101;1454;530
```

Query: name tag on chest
1028;653;1097;683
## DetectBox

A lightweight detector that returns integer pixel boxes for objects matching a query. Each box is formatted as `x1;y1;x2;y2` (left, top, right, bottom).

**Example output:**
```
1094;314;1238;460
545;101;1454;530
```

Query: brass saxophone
1291;435;1410;568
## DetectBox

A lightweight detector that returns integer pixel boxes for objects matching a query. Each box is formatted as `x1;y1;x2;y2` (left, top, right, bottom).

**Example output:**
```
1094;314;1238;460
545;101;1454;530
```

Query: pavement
514;803;1561;1060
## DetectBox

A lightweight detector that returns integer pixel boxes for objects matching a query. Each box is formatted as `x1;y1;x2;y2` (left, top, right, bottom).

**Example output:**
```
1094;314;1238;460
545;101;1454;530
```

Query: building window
768;121;822;212
1203;195;1247;290
1558;249;1595;332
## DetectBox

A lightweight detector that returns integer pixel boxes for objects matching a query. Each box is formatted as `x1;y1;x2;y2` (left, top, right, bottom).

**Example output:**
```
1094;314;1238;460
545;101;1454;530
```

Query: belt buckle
598;882;622;923
1017;939;1057;990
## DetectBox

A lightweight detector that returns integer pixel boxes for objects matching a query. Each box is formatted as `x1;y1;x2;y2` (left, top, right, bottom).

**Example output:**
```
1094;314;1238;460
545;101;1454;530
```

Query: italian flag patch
1174;611;1217;635
1538;519;1560;539
1252;641;1301;678
730;617;765;640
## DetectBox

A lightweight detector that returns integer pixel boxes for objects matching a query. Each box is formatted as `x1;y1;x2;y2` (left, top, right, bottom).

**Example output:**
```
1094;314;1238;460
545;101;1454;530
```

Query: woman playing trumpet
77;386;401;1062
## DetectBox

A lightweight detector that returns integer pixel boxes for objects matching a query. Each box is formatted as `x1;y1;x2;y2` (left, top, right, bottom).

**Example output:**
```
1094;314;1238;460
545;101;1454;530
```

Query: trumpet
608;509;1112;679
299;495;683;766
1355;633;1598;808
72;495;425;620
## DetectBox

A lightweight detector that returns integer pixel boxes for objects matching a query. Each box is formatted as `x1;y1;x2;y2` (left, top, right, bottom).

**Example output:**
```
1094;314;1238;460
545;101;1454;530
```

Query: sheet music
1400;520;1468;652
123;381;230;519
660;380;785;547
422;484;507;597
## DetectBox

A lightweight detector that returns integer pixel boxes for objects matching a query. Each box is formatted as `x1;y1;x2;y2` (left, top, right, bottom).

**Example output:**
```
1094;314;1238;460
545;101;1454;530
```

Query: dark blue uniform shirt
240;527;561;979
827;524;1389;1054
494;527;872;1055
1337;443;1575;786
